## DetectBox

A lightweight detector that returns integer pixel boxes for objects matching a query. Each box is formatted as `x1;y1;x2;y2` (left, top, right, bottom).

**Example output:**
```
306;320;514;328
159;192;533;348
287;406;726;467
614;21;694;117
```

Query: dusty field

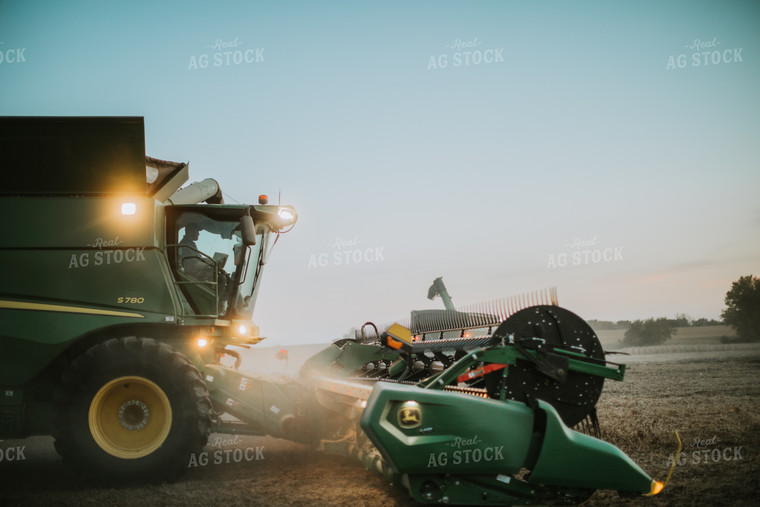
2;346;759;506
590;347;760;506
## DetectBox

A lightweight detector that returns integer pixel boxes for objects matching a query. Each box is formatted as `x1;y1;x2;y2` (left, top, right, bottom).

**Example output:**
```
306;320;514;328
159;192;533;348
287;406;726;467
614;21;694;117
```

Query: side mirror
240;215;257;246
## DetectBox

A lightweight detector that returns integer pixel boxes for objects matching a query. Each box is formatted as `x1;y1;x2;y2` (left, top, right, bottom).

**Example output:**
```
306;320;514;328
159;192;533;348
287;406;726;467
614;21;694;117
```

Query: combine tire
52;337;211;483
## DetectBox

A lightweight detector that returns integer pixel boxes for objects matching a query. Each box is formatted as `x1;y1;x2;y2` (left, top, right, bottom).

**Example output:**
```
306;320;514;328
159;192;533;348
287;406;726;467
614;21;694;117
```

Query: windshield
170;209;266;319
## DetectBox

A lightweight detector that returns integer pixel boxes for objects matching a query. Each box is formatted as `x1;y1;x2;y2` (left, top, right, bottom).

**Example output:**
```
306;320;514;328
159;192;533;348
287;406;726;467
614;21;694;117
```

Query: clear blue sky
2;0;758;344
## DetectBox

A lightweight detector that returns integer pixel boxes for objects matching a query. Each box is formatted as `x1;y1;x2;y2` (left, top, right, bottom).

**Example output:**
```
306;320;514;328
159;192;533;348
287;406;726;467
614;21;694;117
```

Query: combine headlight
277;207;296;224
197;337;209;348
231;321;260;339
121;202;137;215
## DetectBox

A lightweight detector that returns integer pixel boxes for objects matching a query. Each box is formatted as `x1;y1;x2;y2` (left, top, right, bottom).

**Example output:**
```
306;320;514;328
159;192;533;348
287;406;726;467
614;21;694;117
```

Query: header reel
348;284;622;432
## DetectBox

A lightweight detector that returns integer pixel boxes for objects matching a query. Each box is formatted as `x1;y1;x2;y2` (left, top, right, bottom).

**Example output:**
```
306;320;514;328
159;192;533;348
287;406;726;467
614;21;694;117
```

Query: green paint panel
0;196;158;249
0;310;180;385
361;382;655;500
0;248;177;319
529;400;652;493
361;382;535;475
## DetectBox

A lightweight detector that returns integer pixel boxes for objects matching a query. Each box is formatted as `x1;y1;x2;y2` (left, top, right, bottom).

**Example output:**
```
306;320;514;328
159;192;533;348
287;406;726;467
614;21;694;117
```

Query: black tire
52;337;211;484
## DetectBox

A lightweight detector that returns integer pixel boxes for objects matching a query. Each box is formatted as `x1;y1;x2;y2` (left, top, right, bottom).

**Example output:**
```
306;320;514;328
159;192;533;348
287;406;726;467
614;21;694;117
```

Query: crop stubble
1;350;758;506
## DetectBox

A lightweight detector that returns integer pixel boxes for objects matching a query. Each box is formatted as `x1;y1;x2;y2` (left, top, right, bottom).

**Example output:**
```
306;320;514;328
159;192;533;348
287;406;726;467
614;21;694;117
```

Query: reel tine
385;286;561;337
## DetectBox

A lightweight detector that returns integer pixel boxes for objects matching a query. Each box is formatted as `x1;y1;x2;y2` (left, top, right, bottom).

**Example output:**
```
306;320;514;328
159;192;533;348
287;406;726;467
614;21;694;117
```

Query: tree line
588;316;722;331
589;275;760;346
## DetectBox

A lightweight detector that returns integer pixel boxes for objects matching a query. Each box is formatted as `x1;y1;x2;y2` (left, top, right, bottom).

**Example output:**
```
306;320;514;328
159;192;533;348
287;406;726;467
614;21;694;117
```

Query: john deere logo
398;402;422;429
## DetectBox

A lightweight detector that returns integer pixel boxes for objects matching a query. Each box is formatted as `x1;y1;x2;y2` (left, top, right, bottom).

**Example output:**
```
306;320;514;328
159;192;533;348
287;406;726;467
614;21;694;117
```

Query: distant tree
721;275;760;341
589;320;633;330
692;318;722;327
588;320;616;330
669;313;692;327
623;318;676;346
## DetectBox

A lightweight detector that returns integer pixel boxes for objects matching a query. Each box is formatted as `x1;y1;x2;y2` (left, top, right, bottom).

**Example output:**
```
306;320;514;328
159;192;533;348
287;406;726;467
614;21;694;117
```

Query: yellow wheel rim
88;376;172;459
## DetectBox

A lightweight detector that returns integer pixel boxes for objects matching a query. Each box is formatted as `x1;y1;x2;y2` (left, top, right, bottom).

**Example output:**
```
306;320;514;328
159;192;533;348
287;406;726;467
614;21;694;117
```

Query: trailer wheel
52;337;211;483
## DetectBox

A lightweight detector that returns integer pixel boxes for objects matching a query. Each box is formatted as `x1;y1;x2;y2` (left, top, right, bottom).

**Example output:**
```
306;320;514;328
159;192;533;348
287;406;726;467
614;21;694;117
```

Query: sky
2;0;759;344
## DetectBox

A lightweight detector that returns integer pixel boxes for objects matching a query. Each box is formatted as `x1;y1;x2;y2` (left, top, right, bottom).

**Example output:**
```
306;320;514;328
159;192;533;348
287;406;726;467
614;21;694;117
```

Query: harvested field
590;346;760;506
1;346;758;506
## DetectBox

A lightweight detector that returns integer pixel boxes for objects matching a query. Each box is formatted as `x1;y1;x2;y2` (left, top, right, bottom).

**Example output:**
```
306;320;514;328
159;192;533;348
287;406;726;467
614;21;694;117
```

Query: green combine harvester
0;117;669;504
